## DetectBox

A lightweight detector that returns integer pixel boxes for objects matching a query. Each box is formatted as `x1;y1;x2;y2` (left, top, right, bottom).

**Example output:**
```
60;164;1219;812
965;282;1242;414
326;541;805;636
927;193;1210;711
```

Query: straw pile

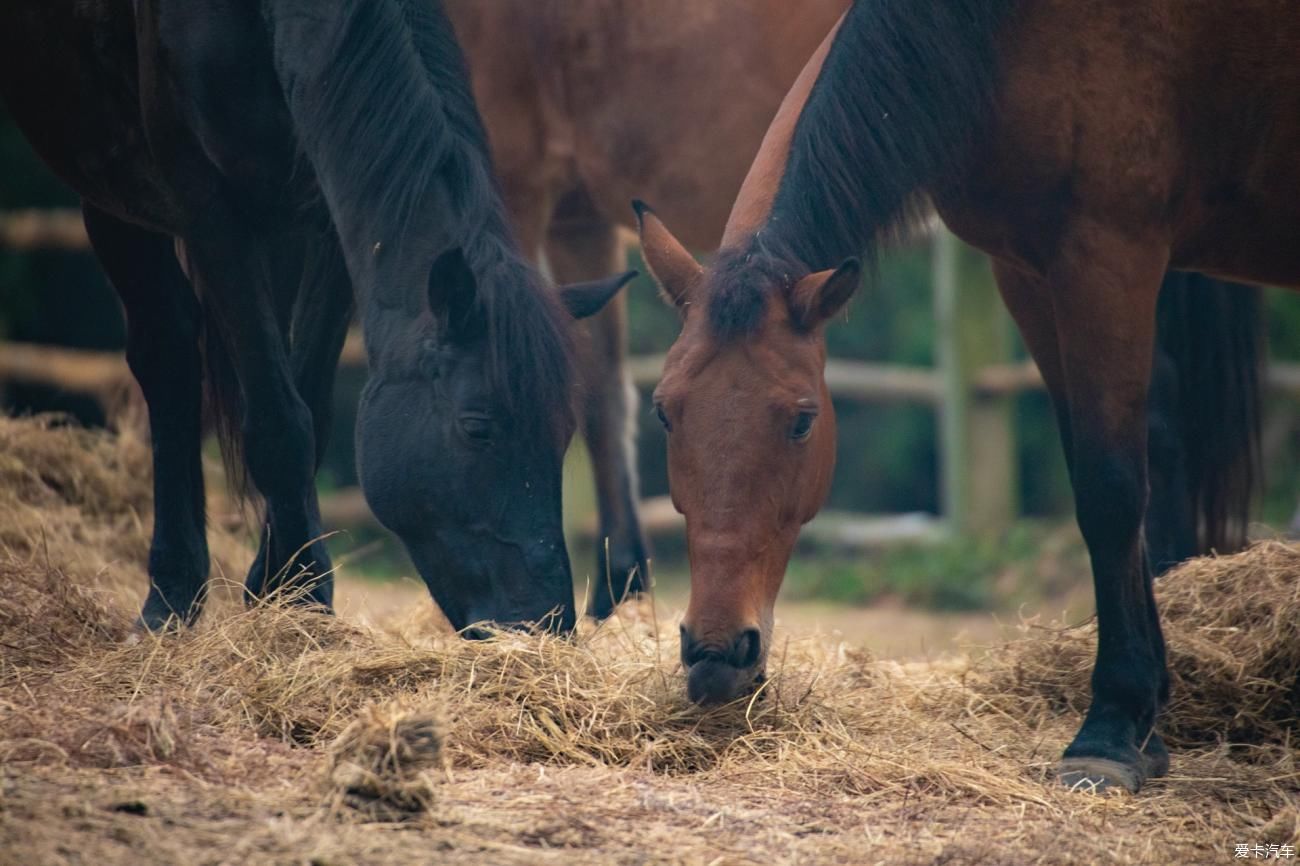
981;541;1300;751
0;413;249;603
326;700;444;820
1;415;1298;865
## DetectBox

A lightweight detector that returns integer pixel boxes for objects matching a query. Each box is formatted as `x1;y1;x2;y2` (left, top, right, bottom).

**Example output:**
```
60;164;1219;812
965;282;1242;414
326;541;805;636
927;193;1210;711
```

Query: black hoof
243;541;335;610
586;552;649;620
1057;757;1144;794
136;592;200;632
1057;730;1171;793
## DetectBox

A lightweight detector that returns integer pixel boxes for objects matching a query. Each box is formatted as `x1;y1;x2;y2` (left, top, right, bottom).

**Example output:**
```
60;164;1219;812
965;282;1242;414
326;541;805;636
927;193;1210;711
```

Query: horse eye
791;410;817;441
654;404;672;433
459;414;493;442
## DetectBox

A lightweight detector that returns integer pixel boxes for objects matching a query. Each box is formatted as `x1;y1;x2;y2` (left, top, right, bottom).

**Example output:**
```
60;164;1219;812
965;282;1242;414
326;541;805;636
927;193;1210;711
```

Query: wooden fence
5;208;1298;545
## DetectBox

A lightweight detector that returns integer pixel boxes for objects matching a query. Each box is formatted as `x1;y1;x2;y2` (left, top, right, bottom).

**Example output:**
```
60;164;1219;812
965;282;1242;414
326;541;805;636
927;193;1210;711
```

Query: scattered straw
0;416;1297;864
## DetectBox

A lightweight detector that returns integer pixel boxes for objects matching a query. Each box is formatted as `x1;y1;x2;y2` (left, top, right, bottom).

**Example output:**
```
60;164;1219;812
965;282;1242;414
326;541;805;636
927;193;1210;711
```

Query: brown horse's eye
654;404;672;433
791;410;817;441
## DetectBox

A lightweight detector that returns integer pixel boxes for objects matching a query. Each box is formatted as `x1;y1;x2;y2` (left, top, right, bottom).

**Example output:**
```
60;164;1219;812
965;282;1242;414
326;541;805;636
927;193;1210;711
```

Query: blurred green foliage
780;522;1085;611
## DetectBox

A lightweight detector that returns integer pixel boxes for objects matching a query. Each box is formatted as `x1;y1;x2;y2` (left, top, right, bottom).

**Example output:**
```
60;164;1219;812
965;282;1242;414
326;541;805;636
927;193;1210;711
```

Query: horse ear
789;258;861;330
633;200;701;314
559;270;638;320
427;247;480;336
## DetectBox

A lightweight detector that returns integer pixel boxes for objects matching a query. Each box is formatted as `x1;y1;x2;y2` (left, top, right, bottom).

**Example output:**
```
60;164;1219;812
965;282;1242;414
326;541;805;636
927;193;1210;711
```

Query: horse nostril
731;628;762;669
680;626;725;666
681;626;762;668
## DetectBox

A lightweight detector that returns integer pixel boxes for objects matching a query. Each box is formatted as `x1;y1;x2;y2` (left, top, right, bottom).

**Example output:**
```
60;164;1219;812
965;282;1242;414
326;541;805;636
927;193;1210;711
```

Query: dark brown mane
768;0;1016;267
707;0;1017;336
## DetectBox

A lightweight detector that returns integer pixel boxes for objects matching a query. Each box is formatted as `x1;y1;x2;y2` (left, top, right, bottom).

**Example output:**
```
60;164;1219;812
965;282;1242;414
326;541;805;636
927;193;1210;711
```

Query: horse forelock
705;235;806;340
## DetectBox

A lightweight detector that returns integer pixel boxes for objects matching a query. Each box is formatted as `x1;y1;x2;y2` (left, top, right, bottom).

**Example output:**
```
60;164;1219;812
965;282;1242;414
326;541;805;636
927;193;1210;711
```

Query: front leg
546;216;651;618
83;204;210;629
993;248;1169;794
1046;229;1170;793
184;214;334;609
246;233;353;599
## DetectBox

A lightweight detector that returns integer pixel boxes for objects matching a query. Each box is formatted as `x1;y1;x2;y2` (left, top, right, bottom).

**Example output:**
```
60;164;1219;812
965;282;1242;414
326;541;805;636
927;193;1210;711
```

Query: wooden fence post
934;229;1018;536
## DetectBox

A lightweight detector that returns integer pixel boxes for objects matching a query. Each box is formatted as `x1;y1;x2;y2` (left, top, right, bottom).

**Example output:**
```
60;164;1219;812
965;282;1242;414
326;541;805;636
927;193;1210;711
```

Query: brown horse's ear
789;258;861;329
633;200;701;313
559;270;638;320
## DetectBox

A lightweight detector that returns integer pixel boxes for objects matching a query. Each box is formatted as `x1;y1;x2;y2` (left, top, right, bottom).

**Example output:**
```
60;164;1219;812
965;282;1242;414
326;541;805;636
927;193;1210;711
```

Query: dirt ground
2;416;1299;865
336;573;1033;660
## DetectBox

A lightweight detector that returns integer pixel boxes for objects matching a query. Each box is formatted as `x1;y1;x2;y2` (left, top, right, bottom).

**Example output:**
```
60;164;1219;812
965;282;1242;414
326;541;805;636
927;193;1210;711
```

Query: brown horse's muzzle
681;624;764;705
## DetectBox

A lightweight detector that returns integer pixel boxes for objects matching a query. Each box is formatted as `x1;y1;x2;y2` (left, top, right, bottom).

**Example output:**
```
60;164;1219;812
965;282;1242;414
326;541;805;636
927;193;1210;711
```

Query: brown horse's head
635;202;859;704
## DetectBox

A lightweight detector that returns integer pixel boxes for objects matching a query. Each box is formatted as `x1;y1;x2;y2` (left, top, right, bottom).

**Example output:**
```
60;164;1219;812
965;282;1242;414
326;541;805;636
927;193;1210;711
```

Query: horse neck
264;0;498;302
721;11;845;248
725;0;1017;271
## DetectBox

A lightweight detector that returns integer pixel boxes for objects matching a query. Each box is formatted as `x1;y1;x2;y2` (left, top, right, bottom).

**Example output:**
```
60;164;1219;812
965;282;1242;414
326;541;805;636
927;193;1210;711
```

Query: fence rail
10;338;1300;404
0;208;88;250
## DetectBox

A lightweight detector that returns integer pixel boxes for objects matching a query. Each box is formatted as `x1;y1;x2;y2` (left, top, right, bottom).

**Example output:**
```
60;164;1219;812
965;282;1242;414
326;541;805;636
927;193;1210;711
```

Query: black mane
708;0;1017;337
401;0;575;441
290;0;574;439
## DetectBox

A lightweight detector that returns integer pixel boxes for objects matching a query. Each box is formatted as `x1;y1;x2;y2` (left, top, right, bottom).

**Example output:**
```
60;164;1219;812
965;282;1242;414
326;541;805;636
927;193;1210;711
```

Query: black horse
0;0;633;632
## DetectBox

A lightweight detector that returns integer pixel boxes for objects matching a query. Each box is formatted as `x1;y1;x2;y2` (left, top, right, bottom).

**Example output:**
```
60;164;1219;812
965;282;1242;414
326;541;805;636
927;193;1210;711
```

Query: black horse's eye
459;414;493;443
791;410;817;441
654;404;672;432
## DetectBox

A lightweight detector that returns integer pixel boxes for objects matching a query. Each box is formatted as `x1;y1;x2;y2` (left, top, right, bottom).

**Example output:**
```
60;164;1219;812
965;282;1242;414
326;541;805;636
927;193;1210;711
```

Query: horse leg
545;206;650;618
245;234;353;598
993;250;1170;792
183;215;334;609
82;204;209;629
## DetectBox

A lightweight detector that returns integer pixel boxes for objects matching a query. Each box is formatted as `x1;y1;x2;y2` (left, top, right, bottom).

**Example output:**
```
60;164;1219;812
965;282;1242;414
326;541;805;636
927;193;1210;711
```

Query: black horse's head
357;247;633;634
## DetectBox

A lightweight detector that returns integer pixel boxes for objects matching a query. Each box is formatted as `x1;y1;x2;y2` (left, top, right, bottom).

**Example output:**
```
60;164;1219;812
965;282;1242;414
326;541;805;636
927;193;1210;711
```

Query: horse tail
177;235;248;504
1155;272;1262;555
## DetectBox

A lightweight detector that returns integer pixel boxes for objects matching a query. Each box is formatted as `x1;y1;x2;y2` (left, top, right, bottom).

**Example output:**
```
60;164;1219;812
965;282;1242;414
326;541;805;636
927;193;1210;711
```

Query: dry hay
0;413;250;607
326;700;445;821
980;540;1300;751
1;416;1298;865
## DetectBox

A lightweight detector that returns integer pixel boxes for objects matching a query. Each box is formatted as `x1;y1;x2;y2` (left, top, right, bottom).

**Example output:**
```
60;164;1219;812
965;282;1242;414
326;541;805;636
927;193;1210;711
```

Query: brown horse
637;0;1297;793
444;0;849;616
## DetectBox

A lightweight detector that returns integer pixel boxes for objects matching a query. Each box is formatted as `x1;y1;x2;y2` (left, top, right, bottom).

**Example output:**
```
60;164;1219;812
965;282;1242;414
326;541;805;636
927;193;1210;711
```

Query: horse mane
708;0;1017;337
307;0;574;441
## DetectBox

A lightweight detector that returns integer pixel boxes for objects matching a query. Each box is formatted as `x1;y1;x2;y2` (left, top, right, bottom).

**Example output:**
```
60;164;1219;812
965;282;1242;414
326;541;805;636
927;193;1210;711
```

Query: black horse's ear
559;270;638;320
427;247;480;337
